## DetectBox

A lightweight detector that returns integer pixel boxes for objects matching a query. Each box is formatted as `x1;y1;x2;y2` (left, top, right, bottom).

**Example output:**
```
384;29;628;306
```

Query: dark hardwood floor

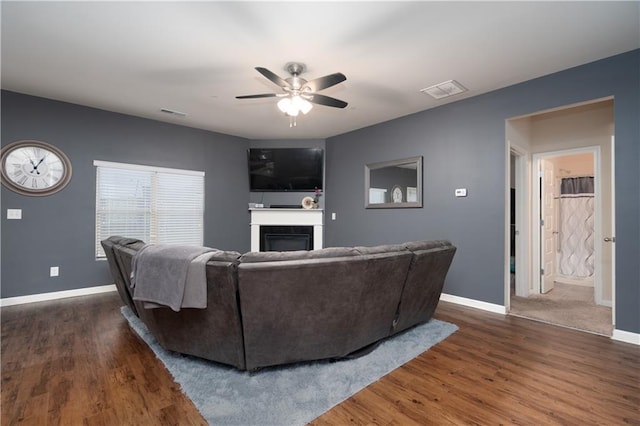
2;292;638;425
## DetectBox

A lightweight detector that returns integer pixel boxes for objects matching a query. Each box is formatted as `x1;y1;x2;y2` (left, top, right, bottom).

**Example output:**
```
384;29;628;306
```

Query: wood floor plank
2;292;638;425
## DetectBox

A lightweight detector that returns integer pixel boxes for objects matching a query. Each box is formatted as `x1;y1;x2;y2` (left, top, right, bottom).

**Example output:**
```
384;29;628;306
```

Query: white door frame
506;143;530;308
540;158;556;293
610;136;616;325
531;146;602;299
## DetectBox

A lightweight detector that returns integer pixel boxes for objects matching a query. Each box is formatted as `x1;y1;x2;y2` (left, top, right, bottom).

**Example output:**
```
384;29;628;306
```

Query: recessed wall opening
506;97;614;337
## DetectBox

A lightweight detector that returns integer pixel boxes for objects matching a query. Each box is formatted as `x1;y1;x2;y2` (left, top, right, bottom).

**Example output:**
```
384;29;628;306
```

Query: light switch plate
455;188;467;197
50;266;59;277
7;209;22;219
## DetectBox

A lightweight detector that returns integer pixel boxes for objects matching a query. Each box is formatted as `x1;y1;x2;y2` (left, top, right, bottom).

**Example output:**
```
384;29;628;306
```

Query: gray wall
1;91;250;298
324;50;639;334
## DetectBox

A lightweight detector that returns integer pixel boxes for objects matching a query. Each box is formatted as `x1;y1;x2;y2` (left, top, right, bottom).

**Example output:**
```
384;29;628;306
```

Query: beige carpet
510;282;612;336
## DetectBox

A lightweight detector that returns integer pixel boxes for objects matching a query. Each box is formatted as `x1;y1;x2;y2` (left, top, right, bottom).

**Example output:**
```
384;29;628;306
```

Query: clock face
1;140;72;196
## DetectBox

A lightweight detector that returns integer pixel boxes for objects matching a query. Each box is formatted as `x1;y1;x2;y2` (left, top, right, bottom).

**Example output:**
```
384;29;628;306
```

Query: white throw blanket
131;244;218;311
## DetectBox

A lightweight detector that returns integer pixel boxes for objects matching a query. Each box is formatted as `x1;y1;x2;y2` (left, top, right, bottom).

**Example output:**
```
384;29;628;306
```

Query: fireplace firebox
260;226;314;252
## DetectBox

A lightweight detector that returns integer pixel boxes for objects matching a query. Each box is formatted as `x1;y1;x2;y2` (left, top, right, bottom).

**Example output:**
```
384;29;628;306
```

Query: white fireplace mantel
250;208;323;252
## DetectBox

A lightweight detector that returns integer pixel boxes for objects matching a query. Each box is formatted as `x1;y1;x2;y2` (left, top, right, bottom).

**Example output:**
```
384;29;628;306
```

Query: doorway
505;99;614;336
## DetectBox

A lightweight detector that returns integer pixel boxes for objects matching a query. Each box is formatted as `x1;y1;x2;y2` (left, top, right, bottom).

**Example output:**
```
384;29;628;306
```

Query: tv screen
248;148;323;192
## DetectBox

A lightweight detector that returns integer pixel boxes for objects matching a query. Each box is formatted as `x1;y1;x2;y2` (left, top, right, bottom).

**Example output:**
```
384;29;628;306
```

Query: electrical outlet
455;188;468;197
50;266;59;277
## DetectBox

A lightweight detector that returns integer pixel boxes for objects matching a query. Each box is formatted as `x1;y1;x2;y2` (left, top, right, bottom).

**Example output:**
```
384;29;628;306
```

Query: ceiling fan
236;63;347;127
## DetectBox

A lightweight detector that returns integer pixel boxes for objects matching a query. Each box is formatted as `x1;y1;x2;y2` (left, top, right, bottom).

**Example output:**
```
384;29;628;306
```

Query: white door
603;136;615;315
541;159;555;293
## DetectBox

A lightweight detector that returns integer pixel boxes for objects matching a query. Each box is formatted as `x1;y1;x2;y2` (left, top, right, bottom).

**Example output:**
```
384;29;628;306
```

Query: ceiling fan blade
236;93;278;99
307;93;348;109
255;67;291;88
303;72;346;92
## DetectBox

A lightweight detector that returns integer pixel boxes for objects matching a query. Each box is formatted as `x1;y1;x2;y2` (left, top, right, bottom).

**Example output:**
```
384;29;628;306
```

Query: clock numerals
31;177;50;189
17;175;28;185
48;158;62;167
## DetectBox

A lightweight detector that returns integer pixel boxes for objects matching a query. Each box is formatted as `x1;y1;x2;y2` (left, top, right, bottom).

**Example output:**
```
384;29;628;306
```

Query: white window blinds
94;160;204;258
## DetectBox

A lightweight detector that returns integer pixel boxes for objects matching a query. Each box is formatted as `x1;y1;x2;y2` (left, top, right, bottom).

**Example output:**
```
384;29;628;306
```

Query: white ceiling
2;2;638;140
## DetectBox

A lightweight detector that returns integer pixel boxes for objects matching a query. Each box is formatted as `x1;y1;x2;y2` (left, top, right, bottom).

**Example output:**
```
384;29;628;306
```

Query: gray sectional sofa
102;236;456;371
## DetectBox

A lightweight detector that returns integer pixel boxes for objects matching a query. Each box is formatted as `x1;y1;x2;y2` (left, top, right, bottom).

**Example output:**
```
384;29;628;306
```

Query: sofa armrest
393;244;456;334
113;241;246;370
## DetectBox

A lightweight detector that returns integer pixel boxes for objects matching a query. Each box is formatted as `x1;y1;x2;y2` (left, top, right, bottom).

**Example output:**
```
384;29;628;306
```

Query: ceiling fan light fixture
277;95;312;117
294;95;313;114
277;97;291;113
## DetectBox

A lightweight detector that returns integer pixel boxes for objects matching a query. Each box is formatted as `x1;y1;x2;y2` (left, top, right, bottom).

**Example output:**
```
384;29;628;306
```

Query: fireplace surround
250;208;323;252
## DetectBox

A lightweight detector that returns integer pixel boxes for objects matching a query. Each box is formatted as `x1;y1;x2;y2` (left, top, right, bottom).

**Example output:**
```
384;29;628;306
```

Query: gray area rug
121;306;457;425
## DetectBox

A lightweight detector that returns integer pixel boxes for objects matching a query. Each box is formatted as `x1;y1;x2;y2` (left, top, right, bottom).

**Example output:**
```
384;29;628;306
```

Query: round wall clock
1;140;73;196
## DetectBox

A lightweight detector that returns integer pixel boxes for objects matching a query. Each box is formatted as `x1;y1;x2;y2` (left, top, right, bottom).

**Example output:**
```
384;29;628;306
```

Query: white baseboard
612;329;640;346
0;284;117;307
440;293;507;315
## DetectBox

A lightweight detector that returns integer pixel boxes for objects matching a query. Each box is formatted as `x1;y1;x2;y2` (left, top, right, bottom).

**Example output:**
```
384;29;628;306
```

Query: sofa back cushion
403;240;452;252
354;243;408;255
239;246;360;263
205;249;243;262
237;250;412;370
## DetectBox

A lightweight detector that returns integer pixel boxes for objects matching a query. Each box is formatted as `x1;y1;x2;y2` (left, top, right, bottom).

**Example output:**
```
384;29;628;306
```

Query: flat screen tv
248;148;323;192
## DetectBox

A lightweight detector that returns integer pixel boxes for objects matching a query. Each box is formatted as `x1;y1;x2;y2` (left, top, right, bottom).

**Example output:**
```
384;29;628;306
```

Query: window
94;160;204;258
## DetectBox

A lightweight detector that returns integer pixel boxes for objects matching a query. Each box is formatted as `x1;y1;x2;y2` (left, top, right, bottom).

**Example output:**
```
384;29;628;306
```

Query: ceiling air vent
160;108;187;117
420;80;467;100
